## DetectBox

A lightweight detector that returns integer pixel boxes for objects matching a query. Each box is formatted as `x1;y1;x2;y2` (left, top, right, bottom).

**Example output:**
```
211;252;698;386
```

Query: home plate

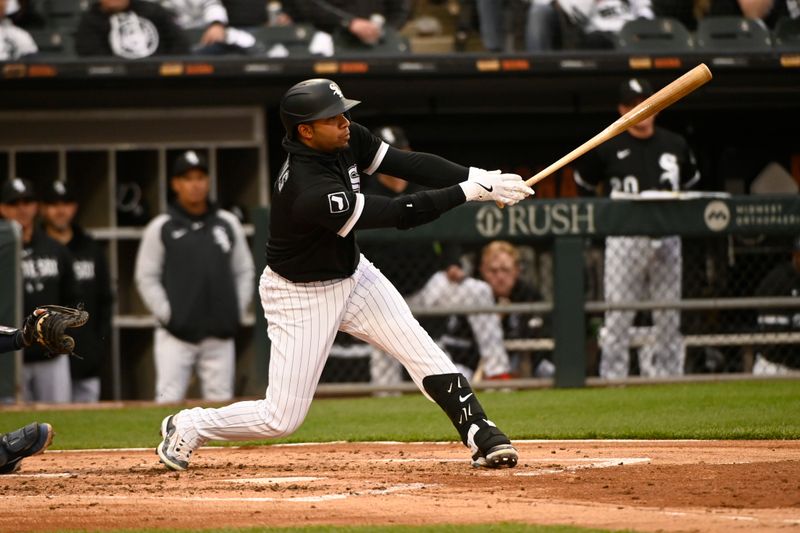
224;476;325;484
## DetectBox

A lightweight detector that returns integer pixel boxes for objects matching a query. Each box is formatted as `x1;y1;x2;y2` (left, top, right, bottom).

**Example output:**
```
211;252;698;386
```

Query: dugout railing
253;193;800;391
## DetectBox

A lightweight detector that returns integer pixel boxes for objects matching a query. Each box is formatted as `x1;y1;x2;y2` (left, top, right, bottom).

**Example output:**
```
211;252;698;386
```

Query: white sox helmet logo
328;192;349;214
329;82;344;100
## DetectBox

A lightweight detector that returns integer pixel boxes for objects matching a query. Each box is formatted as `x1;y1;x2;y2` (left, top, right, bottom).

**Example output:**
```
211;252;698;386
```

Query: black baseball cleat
0;422;54;474
472;444;519;468
468;420;518;469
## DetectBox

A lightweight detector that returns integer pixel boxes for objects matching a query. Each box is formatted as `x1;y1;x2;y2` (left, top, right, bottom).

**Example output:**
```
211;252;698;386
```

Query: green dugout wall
252;195;800;389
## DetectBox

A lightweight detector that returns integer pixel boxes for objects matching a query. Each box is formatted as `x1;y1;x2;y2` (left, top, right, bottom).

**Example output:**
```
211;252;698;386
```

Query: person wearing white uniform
135;150;254;403
510;0;654;51
156;78;533;471
0;0;37;60
574;78;700;378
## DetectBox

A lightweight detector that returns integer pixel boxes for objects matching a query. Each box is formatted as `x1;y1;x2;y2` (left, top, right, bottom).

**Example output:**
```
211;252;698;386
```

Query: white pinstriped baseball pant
180;255;458;441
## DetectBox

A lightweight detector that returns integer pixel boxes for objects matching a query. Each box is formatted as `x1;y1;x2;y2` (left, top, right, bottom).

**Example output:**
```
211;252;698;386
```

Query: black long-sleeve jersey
267;122;469;282
574;128;699;196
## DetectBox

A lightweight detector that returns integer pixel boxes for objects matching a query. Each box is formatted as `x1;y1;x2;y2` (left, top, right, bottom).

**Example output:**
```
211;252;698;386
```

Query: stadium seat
616;17;694;52
43;0;86;29
773;16;800;51
29;28;76;57
246;24;316;56
695;16;772;51
332;27;411;56
185;25;316;57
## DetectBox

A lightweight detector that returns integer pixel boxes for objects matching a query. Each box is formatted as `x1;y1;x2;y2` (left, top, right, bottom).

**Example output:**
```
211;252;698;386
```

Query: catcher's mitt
22;305;89;356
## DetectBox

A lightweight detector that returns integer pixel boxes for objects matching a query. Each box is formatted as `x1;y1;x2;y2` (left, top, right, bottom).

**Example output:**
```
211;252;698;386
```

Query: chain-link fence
586;234;800;379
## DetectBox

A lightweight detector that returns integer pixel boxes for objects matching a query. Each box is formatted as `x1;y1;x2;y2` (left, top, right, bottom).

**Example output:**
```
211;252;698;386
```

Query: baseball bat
497;63;712;207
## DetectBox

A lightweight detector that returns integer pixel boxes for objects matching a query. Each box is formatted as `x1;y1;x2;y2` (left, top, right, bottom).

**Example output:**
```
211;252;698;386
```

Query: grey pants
599;236;684;378
23;355;72;403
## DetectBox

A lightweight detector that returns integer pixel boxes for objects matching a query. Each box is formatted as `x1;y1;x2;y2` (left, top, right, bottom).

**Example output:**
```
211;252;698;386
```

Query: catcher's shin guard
422;373;517;468
0;422;54;474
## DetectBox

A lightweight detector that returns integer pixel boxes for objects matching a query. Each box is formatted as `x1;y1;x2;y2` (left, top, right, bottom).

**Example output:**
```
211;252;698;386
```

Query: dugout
0;49;798;400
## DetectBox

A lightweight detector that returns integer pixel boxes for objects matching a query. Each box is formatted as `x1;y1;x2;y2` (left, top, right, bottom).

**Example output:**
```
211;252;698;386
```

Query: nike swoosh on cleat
459;393;473;402
477;183;493;192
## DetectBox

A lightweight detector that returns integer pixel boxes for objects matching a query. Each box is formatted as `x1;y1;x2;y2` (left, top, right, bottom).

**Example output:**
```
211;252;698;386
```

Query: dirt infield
2;440;799;532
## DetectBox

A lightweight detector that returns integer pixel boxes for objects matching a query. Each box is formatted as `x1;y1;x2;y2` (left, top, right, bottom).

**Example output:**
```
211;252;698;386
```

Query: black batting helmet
280;79;360;138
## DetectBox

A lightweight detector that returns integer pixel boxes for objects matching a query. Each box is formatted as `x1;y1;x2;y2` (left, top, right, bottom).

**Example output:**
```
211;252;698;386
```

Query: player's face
619;103;656;139
171;169;210;209
480;251;519;299
304;113;351;153
41;201;78;231
0;199;38;231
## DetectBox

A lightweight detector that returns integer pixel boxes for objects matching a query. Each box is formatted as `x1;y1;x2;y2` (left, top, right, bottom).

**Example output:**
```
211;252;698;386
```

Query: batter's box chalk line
513;457;651;476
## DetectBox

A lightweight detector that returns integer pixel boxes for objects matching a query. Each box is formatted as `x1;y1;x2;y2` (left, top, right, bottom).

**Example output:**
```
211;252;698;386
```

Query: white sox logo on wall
347;164;361;192
328;192;349;214
704;200;730;232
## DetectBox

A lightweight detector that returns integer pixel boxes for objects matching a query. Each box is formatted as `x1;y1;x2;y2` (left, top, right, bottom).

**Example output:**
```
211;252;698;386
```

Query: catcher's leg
340;257;517;468
0;422;54;474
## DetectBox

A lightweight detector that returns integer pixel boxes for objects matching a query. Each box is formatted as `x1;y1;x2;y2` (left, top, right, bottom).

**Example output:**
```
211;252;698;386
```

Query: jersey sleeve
349;122;388;175
293;179;365;238
680;140;700;190
573;149;604;195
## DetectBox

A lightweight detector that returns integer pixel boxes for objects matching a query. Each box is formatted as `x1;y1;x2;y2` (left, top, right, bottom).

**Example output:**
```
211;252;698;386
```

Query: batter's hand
461;168;534;206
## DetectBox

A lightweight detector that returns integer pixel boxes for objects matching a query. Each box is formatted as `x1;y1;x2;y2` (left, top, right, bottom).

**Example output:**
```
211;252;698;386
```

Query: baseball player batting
157;78;533;471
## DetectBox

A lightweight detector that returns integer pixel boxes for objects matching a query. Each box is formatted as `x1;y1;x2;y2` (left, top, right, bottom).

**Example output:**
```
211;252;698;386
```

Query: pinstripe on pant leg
180;266;351;441
341;256;458;396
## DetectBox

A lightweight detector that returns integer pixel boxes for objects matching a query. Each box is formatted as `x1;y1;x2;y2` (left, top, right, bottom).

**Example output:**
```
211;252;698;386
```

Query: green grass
56;525;632;533
1;380;799;450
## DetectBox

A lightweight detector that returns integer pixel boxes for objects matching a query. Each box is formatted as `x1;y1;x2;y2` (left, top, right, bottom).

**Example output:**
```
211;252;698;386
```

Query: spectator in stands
40;181;113;403
477;0;558;52
415;264;513;380
284;0;410;47
75;0;190;58
5;0;45;28
479;240;553;377
0;178;81;403
653;0;798;31
135;150;254;403
0;0;38;59
497;0;654;51
751;235;800;375
574;78;700;379
703;0;798;26
159;0;263;54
